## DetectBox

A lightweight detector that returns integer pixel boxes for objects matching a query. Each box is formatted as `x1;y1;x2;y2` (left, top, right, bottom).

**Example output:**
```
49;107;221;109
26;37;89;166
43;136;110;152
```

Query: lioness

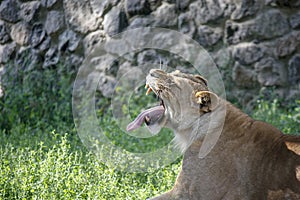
127;69;300;200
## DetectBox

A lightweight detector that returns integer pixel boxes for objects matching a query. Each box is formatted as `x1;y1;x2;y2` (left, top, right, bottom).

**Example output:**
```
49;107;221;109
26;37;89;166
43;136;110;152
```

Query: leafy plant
0;61;75;132
0;132;180;200
252;99;300;134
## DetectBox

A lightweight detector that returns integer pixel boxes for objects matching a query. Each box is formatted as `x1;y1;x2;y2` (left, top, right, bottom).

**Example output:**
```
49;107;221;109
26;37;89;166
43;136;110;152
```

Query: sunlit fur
146;69;300;200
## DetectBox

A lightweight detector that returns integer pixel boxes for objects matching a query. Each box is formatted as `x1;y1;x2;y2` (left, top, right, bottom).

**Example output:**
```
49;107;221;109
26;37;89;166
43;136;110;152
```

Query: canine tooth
145;116;150;123
146;88;152;95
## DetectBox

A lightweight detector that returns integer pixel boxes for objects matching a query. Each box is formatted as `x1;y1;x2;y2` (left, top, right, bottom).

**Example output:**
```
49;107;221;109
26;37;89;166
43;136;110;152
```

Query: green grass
0;131;180;199
252;99;300;134
0;61;180;199
1;99;299;199
0;61;299;199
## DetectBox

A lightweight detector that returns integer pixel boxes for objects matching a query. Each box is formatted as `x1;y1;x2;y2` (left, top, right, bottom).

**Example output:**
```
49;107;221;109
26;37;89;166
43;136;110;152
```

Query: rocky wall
0;0;299;107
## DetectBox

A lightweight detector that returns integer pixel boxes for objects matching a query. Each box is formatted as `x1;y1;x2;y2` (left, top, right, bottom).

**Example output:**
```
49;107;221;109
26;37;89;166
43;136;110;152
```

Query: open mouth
126;84;165;132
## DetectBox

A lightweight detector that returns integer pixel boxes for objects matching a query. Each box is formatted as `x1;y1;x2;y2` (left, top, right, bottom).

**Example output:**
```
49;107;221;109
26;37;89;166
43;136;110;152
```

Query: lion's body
152;102;300;199
137;69;300;200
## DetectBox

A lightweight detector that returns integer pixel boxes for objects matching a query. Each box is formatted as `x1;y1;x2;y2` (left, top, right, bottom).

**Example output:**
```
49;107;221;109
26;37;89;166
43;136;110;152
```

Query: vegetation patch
0;61;299;199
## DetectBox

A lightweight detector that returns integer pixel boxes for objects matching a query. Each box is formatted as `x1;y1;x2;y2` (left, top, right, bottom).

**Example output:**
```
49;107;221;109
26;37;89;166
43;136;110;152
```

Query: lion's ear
282;135;300;155
195;91;219;112
284;139;300;183
285;142;300;156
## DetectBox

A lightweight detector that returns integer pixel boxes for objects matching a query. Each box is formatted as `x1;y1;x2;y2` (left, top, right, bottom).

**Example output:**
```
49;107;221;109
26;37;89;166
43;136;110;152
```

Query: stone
97;73;117;98
0;0;20;23
265;0;276;6
0;20;10;44
30;24;46;48
272;31;300;58
255;57;286;86
110;0;120;6
125;0;151;16
232;62;257;88
136;49;174;68
288;54;300;84
106;58;119;77
225;21;250;45
89;54;116;73
83;30;106;56
196;25;223;48
220;0;236;17
152;2;177;27
40;0;47;7
38;36;51;53
118;61;134;76
49;0;59;7
103;36;135;57
64;54;83;72
136;49;173;69
137;49;159;65
117;62;145;90
148;0;162;11
46;0;59;8
103;6;128;37
231;0;262;20
290;13;300;29
19;0;37;2
127;17;155;29
189;0;223;25
176;0;191;10
43;47;60;68
58;30;81;52
164;0;176;3
213;47;232;69
178;12;196;38
64;0;101;34
254;10;290;39
20;1;41;24
90;0;110;17
90;0;120;17
0;43;16;64
231;43;265;65
10;22;30;45
225;10;290;44
265;0;300;7
45;11;65;35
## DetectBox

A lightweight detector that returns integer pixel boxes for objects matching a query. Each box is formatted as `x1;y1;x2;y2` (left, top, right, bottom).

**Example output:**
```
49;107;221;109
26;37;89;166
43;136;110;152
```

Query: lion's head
127;69;222;152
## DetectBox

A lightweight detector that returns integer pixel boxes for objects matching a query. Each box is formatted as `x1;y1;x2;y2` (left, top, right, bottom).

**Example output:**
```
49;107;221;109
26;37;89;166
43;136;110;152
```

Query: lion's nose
149;69;166;78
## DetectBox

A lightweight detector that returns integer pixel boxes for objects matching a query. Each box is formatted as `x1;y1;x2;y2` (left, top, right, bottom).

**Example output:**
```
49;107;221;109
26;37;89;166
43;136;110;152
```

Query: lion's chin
146;118;164;135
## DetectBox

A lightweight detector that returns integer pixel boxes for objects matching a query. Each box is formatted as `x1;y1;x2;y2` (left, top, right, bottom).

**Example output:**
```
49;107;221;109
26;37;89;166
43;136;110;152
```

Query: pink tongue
126;105;164;132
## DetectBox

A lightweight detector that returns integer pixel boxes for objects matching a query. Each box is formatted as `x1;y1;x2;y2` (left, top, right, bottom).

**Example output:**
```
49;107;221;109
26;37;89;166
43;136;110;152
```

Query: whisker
159;58;162;70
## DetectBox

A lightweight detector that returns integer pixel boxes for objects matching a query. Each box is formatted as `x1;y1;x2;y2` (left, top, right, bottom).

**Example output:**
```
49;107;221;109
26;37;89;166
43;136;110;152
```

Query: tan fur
146;69;300;200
